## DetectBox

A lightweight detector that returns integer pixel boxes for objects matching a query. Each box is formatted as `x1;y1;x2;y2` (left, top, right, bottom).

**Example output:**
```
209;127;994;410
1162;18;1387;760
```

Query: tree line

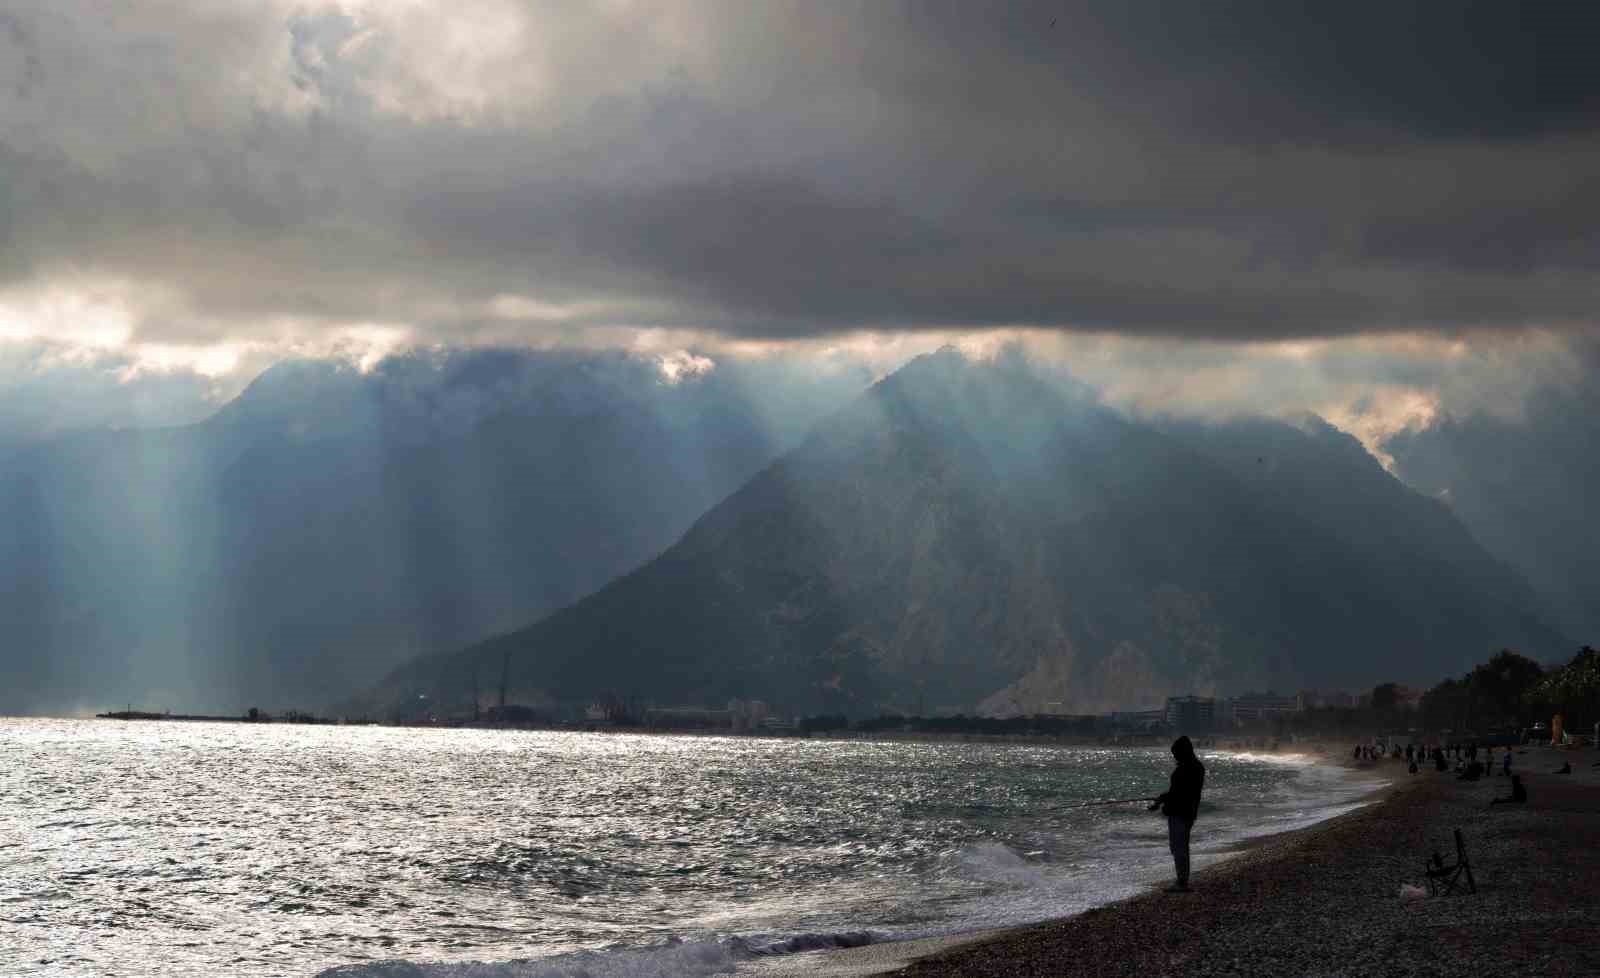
1418;645;1600;735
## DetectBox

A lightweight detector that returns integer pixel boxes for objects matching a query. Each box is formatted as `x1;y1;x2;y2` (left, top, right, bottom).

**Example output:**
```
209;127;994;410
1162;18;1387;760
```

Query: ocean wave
313;931;882;978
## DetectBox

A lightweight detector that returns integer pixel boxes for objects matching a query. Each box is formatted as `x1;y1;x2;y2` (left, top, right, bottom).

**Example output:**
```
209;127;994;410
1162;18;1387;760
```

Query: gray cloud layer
3;1;1599;346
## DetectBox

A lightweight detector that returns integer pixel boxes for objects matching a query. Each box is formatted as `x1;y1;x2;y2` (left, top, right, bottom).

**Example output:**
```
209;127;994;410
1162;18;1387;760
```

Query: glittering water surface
0;719;1382;977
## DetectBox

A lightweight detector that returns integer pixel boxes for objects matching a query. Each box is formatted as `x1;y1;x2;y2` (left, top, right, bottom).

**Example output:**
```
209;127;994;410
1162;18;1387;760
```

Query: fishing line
1054;796;1156;810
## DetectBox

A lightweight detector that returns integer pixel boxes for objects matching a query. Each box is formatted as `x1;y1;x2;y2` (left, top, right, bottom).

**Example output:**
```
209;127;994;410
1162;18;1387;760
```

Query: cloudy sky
2;0;1598;447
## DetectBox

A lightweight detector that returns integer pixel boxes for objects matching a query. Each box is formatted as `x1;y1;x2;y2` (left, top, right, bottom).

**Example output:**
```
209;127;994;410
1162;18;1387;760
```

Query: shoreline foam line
735;750;1393;978
310;750;1387;978
780;751;1600;978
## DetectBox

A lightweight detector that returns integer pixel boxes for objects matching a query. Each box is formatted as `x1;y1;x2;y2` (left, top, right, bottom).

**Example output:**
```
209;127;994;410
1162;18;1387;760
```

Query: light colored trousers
1167;815;1194;884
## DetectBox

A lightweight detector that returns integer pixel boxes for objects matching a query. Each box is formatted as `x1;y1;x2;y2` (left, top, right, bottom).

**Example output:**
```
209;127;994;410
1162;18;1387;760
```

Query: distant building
1231;691;1302;723
1298;689;1357;710
727;699;772;732
1394;685;1425;710
1165;695;1216;732
644;706;733;729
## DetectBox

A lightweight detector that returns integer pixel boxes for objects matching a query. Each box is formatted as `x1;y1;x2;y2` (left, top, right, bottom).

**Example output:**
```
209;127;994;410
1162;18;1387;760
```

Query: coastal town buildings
1164;695;1217;732
1229;691;1303;724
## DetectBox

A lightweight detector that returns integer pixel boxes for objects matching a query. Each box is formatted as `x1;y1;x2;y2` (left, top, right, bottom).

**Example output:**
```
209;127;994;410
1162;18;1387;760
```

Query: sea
0;718;1386;978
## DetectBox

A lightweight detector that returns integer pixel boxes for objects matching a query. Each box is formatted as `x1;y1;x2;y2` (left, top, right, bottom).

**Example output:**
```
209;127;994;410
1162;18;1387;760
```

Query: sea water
0;719;1385;978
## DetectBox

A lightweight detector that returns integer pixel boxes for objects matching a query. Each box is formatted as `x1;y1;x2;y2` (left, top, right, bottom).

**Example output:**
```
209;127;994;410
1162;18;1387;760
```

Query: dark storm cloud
3;0;1600;343
1049;1;1600;142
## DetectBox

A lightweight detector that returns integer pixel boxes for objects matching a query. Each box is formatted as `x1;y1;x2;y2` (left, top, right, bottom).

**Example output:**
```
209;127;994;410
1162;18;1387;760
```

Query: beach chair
1425;829;1476;896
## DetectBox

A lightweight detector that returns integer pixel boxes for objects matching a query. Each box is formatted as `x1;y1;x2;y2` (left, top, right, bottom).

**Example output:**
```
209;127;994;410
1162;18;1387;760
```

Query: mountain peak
355;363;1566;721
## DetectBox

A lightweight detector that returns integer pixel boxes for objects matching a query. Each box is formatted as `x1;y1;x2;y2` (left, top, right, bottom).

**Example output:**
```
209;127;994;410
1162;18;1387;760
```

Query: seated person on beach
1149;735;1206;893
1490;774;1527;805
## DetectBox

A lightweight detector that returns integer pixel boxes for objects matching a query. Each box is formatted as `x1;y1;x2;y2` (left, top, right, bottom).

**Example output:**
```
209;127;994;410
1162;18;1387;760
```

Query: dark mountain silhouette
361;350;1568;718
0;350;861;715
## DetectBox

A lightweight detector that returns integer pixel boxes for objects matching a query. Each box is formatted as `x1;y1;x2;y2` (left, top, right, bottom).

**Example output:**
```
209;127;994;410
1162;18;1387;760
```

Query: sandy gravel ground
754;746;1600;978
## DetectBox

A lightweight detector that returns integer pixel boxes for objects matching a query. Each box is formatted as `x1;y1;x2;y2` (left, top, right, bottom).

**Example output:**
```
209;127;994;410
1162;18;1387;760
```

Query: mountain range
0;350;862;715
358;350;1568;719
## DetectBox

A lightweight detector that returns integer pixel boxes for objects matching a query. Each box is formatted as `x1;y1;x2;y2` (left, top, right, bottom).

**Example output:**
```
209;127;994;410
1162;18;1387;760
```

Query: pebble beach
751;746;1600;978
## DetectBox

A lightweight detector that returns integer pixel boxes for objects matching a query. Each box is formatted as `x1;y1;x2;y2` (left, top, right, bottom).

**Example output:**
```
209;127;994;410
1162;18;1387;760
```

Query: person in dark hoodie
1149;735;1206;892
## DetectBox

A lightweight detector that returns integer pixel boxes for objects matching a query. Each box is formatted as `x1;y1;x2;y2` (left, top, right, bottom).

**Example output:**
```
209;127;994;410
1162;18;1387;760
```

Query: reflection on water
0;719;1383;977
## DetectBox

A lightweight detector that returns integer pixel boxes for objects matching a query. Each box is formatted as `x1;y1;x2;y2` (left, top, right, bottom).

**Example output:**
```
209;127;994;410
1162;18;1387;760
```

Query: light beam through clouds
1;0;1597;467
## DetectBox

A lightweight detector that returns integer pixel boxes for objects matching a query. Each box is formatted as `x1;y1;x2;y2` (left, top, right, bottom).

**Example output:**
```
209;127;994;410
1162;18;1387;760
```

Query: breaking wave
314;931;882;978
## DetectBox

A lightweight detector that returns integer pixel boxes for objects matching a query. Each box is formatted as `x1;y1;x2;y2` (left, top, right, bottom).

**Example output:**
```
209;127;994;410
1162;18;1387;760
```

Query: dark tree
1371;683;1400;713
1467;649;1544;727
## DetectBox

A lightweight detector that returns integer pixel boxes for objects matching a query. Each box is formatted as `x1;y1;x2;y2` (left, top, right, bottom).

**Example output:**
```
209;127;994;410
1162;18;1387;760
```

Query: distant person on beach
1491;775;1527;805
1149;735;1206;893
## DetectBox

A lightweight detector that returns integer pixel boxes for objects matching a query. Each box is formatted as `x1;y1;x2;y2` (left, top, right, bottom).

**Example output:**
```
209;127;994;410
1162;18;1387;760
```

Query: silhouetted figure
1353;744;1362;760
1557;761;1572;774
1150;735;1206;892
1490;775;1527;805
1502;751;1513;777
1408;760;1419;774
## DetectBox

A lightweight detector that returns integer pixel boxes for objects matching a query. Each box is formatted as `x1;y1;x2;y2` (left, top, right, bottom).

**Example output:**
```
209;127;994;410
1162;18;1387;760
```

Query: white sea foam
314;933;882;978
314;940;740;978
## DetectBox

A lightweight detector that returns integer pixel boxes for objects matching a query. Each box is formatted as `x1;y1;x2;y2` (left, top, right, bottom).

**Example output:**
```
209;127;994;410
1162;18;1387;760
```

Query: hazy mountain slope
0;350;862;715
1383;373;1600;646
365;351;1568;719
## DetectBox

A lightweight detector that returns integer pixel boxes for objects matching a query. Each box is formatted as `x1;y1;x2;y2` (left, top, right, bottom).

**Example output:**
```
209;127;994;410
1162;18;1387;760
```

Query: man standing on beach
1150;735;1206;892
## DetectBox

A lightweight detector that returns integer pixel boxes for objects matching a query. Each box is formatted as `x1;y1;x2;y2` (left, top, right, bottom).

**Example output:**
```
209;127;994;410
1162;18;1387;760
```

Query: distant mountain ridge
1384;360;1600;646
358;350;1567;719
0;350;863;715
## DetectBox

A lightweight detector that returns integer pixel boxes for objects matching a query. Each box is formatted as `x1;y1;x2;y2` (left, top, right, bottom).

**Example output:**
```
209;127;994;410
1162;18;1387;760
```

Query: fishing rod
1054;796;1156;810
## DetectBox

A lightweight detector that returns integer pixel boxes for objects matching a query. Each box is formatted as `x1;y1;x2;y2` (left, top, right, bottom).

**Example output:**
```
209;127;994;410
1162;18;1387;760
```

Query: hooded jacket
1158;735;1206;821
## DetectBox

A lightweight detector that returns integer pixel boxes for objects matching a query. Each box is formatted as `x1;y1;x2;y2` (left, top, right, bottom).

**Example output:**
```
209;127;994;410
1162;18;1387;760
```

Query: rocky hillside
363;351;1566;718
